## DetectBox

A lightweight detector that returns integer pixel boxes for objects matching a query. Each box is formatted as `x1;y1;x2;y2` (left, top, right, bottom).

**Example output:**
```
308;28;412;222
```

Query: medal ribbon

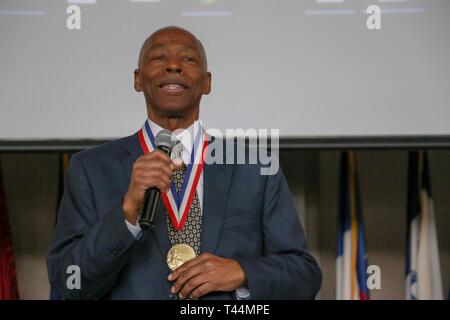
138;121;208;231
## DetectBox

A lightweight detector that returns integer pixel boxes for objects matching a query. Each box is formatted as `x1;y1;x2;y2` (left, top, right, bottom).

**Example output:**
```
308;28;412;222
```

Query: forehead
148;30;199;52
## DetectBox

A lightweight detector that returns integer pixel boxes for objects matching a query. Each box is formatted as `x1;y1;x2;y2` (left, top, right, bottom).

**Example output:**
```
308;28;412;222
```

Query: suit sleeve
235;167;322;299
47;154;138;299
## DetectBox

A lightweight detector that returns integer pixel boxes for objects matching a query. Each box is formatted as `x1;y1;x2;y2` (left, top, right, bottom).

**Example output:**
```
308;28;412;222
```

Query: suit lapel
201;162;234;254
121;132;170;262
121;133;142;181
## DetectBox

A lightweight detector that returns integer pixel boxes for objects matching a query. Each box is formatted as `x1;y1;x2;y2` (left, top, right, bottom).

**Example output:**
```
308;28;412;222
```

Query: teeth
163;84;184;89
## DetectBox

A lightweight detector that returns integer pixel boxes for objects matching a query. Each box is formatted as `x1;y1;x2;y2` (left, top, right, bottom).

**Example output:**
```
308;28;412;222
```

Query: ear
202;71;212;95
134;69;143;92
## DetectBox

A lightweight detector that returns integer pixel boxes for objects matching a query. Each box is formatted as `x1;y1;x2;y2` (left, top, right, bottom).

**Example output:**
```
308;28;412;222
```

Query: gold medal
166;244;196;271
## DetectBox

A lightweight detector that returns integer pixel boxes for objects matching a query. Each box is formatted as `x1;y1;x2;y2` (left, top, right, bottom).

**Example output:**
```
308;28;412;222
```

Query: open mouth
158;82;189;94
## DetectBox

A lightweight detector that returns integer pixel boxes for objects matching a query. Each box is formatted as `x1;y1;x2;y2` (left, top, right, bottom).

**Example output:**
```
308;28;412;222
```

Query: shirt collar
146;118;201;164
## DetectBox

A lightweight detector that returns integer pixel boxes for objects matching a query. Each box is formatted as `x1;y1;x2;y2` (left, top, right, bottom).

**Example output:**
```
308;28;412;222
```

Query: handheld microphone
139;129;175;230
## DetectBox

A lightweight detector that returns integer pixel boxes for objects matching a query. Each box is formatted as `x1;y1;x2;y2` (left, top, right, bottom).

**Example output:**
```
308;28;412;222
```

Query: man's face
134;30;211;118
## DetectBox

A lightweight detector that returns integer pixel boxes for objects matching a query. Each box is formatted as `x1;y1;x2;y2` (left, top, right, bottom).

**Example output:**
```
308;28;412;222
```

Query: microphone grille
155;129;176;151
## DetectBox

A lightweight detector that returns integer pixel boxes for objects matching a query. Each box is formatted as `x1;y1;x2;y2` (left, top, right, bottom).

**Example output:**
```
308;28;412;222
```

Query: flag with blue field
336;151;369;300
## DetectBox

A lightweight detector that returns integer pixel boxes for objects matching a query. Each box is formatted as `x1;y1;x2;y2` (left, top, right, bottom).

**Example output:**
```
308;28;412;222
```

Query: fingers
169;253;212;281
170;260;209;294
177;273;210;299
147;149;173;162
135;152;173;176
171;268;215;300
168;253;219;299
189;282;214;300
124;149;186;224
135;170;171;192
180;278;214;300
167;254;247;299
133;152;174;192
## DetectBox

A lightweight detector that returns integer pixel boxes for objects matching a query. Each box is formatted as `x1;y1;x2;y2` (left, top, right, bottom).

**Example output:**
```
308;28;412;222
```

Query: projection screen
0;0;449;140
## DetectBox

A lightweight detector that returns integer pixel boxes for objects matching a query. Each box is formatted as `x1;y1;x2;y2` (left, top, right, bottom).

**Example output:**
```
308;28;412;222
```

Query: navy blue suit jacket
47;133;322;299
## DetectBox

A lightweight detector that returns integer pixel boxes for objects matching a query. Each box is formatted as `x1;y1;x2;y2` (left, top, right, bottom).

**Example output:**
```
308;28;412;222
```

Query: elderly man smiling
47;26;322;300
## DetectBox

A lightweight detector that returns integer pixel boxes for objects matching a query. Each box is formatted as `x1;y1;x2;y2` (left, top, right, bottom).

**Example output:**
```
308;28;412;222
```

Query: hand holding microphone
123;130;179;229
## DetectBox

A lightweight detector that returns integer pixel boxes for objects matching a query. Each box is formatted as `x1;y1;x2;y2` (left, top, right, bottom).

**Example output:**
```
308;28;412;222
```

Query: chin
158;103;190;117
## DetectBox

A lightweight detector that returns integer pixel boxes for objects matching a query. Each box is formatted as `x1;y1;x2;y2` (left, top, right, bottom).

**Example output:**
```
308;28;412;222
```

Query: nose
166;59;182;74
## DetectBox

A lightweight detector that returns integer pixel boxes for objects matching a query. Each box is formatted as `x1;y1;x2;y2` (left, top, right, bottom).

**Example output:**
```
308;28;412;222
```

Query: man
47;26;322;299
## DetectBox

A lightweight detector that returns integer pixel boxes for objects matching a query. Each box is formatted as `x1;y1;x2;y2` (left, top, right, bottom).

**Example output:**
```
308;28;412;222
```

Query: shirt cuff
235;287;250;300
125;219;142;239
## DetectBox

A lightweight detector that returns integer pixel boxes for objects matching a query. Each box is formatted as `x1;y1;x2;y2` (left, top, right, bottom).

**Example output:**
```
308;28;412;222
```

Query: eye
152;55;166;61
184;56;196;63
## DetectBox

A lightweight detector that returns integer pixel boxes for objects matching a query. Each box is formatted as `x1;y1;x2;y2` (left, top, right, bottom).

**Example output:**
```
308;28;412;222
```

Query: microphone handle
138;187;161;230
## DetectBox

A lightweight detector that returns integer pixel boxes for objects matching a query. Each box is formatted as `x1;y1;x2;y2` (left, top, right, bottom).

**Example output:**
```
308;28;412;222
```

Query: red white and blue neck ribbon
138;121;208;231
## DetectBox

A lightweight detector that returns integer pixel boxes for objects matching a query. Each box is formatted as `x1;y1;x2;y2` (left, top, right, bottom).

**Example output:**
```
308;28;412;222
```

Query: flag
0;159;20;300
336;151;369;300
49;152;71;300
406;151;443;300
